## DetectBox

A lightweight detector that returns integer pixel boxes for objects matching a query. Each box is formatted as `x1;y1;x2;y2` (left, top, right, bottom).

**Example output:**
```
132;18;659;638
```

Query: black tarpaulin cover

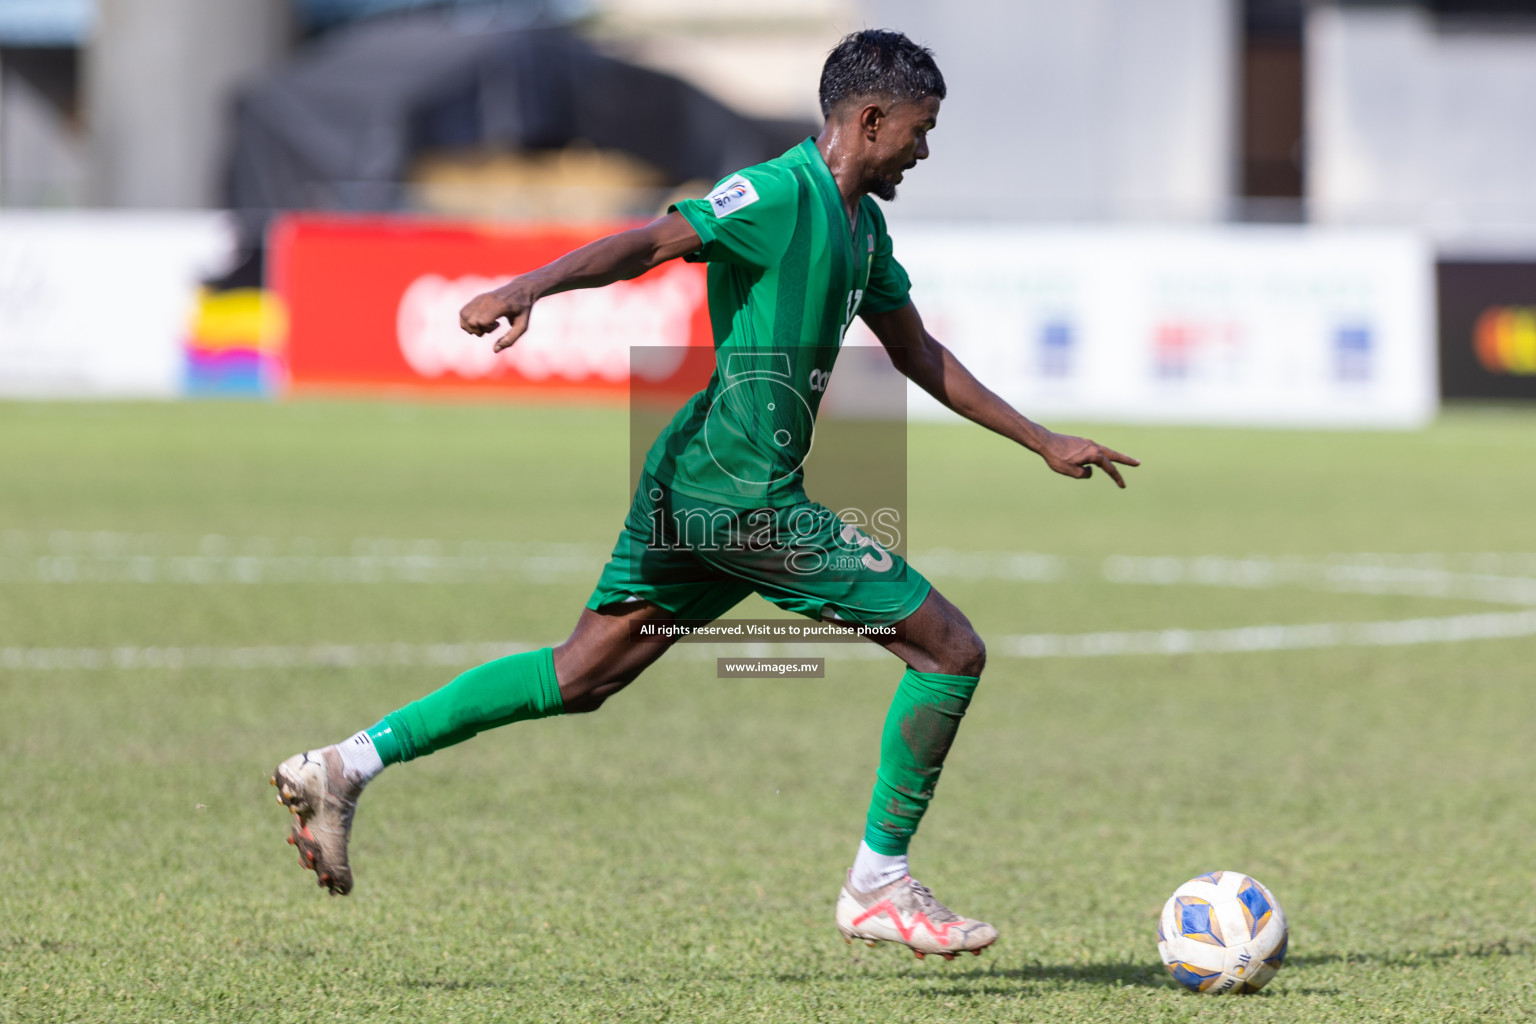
227;14;813;220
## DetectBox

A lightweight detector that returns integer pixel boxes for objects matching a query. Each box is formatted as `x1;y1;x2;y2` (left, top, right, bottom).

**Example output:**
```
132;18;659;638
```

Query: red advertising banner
269;215;712;398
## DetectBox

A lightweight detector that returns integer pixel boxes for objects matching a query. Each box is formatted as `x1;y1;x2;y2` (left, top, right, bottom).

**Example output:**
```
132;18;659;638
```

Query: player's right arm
459;211;702;352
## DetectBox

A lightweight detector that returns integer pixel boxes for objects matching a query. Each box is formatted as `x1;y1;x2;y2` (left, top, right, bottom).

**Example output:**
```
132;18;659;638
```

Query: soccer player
271;29;1137;960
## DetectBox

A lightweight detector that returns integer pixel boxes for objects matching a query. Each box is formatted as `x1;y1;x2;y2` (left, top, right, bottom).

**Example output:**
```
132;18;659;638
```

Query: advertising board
271;216;712;398
0;213;234;398
273;217;1434;427
849;224;1435;427
1437;261;1536;401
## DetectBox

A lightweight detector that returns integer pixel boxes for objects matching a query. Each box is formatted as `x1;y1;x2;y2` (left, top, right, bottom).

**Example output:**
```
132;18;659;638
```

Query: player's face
870;95;940;201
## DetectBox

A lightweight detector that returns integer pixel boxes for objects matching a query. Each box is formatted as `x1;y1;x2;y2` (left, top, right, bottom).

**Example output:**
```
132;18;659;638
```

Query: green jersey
643;137;912;508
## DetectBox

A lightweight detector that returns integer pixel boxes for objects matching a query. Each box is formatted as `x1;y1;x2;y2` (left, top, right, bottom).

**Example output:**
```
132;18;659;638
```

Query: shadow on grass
901;965;1317;1001
1284;938;1530;970
774;960;1173;994
771;938;1532;1000
903;961;1184;999
399;978;505;992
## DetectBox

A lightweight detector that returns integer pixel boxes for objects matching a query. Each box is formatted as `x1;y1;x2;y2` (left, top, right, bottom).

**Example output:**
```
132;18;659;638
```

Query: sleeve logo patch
707;174;760;218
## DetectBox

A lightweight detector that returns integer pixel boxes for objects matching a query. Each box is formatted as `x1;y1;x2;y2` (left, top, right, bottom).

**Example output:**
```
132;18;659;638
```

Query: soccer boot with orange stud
270;747;361;895
835;873;998;959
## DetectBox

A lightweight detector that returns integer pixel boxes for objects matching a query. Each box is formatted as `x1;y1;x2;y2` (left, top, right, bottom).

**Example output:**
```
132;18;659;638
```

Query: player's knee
559;668;635;714
563;691;606;714
948;628;986;678
925;612;985;677
910;598;987;677
559;679;611;714
918;633;986;678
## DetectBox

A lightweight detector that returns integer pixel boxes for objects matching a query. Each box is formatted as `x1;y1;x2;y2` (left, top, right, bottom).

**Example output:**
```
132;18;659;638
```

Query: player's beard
871;177;898;202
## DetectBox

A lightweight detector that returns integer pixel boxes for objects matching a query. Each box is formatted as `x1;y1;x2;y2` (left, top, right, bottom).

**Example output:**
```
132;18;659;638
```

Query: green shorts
586;471;931;626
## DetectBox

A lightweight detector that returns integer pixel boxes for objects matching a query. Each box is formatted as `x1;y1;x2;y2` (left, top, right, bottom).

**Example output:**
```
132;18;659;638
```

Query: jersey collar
795;137;861;248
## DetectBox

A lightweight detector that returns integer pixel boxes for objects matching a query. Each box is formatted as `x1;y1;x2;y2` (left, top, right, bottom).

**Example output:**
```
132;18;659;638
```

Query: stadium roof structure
226;13;812;230
0;0;93;46
296;0;594;33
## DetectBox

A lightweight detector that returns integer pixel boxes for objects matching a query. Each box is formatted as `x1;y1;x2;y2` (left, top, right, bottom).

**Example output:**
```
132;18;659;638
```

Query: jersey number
839;523;893;574
839;288;864;340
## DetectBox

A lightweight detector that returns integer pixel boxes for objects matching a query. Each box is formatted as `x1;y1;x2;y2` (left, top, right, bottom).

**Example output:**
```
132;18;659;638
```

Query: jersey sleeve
859;202;912;314
669;166;799;270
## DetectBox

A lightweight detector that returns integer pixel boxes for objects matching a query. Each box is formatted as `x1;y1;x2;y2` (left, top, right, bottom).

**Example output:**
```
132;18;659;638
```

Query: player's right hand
459;288;532;352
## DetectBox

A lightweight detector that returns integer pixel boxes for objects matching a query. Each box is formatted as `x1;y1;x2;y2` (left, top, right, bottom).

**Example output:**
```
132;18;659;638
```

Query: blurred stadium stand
864;0;1236;222
1310;0;1536;254
5;0;1534;242
2;0;1535;402
0;1;91;206
227;18;813;231
1241;0;1306;209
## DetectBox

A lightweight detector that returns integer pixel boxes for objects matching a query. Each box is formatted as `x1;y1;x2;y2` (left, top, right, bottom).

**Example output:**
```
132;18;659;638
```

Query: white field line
6;530;1536;607
6;610;1536;672
999;610;1536;659
0;642;529;672
0;531;606;584
4;532;1535;669
1098;554;1536;606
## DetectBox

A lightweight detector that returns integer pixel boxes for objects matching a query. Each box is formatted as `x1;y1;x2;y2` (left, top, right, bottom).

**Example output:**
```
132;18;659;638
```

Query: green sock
863;667;981;856
366;648;564;765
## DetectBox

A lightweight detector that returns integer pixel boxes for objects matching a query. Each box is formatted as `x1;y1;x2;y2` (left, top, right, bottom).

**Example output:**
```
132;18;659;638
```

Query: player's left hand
1038;432;1140;488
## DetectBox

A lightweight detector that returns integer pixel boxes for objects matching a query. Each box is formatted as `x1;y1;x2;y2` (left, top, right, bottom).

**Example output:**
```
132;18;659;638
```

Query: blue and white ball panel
1236;876;1274;937
1158;872;1288;995
1263;924;1289;969
1173;895;1227;947
1166;961;1224;993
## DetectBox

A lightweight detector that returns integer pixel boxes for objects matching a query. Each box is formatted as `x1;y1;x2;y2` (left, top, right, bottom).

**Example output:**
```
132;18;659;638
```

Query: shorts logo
708;174;760;218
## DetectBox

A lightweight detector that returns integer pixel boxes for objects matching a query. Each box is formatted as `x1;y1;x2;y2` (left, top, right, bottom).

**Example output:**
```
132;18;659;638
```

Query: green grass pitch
2;399;1534;1022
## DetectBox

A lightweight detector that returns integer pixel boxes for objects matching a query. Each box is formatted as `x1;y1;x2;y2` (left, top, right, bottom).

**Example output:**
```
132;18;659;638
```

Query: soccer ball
1156;871;1288;994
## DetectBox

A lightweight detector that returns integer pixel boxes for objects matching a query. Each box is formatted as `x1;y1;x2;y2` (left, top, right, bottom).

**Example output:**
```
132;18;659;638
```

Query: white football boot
270;747;361;895
836;872;998;959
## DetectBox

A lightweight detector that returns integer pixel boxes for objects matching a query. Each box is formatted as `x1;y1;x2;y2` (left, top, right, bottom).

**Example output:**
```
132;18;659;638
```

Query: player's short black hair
818;29;946;119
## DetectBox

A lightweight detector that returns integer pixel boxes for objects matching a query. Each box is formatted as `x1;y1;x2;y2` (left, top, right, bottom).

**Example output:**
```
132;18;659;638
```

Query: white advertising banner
0;213;234;397
850;225;1435;427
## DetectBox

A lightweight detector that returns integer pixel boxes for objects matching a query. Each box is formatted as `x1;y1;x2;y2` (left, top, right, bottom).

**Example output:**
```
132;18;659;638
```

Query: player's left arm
862;301;1140;487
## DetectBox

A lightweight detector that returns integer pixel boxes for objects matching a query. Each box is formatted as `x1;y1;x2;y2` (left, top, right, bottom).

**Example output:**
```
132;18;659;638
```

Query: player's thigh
586;471;756;624
558;569;752;712
565;489;752;709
